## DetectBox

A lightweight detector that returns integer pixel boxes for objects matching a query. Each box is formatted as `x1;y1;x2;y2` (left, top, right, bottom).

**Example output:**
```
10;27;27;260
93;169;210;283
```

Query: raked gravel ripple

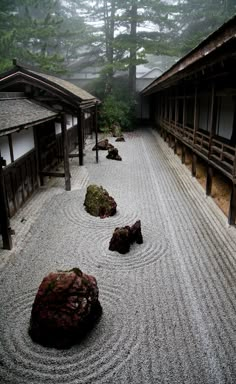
1;129;236;383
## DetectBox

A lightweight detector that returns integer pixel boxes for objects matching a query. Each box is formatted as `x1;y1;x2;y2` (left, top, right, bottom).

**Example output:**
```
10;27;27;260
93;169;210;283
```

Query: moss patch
84;184;117;218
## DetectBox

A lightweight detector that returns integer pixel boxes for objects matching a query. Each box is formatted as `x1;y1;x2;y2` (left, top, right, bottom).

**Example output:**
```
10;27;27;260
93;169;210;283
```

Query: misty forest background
1;0;236;129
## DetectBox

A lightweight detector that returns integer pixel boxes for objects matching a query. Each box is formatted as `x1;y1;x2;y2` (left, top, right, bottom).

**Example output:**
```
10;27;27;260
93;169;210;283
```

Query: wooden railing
194;131;210;156
159;118;236;178
3;150;38;217
210;138;236;175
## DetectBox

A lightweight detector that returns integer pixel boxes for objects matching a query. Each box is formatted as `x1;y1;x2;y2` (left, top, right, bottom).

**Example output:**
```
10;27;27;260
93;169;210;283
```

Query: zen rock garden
29;268;102;349
109;220;143;254
29;188;143;349
84;184;117;218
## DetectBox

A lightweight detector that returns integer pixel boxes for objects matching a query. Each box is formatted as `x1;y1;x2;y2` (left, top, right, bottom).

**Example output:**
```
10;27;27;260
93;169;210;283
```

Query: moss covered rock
84;184;117;218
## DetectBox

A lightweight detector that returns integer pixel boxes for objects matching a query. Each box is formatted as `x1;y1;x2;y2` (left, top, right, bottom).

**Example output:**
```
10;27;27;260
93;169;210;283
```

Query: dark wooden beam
228;182;236;225
208;83;217;158
174;138;177;154
69;153;79;158
0;154;12;250
33;126;43;186
192;153;197;177
206;166;213;196
8;134;14;163
95;103;99;163
39;171;65;178
61;114;71;191
193;86;198;144
181;144;186;164
78;108;84;166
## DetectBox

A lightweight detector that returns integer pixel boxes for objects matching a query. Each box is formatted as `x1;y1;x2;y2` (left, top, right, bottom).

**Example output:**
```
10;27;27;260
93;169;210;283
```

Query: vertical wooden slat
206;166;213;196
181;144;186;164
193;86;198;145
0;154;12;250
228;182;236;225
192;153;197;177
33;126;43;186
61;113;71;191
78;108;84;166
95;103;99;163
8;134;14;163
208;83;216;159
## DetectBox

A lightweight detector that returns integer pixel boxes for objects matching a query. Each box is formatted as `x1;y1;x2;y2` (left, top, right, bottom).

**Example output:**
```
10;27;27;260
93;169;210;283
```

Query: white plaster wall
55;122;62;135
12;128;34;161
0;136;11;166
66;114;73;129
55;115;78;135
218;96;234;139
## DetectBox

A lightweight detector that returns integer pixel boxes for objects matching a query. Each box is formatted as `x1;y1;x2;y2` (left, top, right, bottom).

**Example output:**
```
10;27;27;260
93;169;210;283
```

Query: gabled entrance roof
0;64;98;108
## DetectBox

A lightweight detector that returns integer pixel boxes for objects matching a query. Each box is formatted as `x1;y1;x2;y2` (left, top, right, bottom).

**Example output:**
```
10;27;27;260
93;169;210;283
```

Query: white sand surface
0;129;236;383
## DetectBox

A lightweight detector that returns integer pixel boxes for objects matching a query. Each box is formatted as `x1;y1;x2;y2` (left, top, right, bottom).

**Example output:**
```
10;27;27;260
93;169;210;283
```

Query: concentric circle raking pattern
78;223;169;271
0;282;139;384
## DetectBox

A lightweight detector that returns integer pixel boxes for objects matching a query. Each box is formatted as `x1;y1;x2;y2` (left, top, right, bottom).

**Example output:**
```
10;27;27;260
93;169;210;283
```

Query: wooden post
8;134;14;163
181;144;186;164
228;182;236;225
95;103;99;163
175;96;178;130
174;138;177;154
0;154;12;250
33;126;43;186
61;114;71;191
192;153;197;177
183;92;186;137
206;166;213;196
193;86;198;145
208;84;216;158
78;108;84;166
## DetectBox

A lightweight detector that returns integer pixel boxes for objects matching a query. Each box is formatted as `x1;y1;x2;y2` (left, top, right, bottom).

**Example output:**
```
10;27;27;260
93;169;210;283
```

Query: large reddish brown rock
29;268;102;349
109;220;143;254
92;139;114;151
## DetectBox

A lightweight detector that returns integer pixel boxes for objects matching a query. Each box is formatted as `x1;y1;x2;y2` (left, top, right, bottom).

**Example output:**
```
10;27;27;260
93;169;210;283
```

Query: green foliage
99;94;136;131
0;0;92;73
174;0;236;55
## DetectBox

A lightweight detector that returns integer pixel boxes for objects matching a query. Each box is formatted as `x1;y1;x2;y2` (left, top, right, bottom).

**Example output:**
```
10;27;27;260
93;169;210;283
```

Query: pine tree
176;0;236;55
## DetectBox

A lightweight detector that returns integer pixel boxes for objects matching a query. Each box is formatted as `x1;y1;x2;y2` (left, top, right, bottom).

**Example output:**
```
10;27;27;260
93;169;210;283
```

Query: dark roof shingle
0;99;57;135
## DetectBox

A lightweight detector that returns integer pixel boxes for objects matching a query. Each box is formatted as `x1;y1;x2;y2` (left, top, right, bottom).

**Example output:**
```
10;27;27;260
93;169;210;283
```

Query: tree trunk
129;2;137;96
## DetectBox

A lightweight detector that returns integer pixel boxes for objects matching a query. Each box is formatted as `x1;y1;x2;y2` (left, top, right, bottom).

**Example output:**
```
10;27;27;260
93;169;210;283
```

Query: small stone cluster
29;268;102;349
106;147;122;161
84;184;117;218
115;136;125;142
109;220;143;254
92;139;114;151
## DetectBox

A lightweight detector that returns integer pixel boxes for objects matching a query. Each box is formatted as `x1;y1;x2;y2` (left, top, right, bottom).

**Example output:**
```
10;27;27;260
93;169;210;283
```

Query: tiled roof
0;98;57;134
26;69;97;102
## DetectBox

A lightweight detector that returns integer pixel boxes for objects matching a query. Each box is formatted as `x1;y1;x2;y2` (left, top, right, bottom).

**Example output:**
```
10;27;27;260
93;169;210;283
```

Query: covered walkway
0;129;236;384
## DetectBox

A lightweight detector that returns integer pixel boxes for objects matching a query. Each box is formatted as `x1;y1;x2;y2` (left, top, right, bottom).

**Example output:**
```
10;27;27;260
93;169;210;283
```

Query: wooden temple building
141;15;236;225
0;63;99;249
